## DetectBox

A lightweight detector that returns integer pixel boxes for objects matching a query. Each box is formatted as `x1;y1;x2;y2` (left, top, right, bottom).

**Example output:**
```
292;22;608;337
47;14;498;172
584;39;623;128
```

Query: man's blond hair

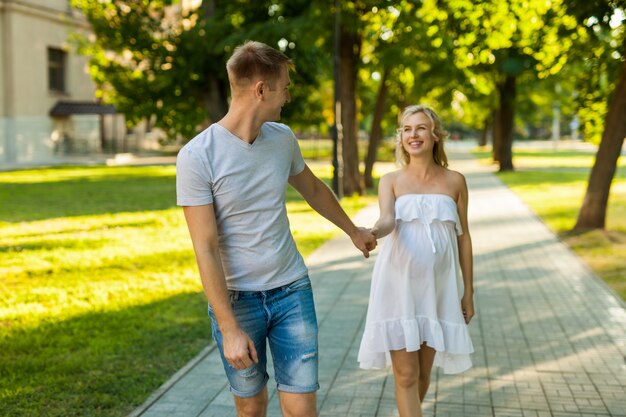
226;41;293;89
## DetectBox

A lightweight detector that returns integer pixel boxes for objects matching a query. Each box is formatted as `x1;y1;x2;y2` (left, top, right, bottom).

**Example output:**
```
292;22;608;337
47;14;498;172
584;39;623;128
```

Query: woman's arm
371;173;397;239
455;173;475;324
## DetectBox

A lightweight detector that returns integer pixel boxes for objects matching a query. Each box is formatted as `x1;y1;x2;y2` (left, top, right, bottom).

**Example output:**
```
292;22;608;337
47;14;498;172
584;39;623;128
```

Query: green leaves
71;0;624;147
70;0;330;140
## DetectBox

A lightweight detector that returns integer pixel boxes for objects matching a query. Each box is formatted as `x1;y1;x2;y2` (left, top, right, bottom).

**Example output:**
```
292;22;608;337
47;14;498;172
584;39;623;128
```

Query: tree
71;1;221;139
336;1;363;196
327;0;397;195
363;68;390;188
71;0;328;140
360;1;468;188
573;2;626;230
360;3;407;189
437;0;582;171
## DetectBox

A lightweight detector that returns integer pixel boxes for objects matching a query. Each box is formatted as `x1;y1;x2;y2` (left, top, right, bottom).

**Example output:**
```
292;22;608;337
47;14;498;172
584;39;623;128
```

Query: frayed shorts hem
277;382;320;394
229;374;270;398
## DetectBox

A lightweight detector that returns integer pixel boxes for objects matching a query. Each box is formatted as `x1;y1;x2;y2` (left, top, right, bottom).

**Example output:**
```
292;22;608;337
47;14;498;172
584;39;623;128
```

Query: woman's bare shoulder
442;168;467;199
380;169;403;184
443;168;466;184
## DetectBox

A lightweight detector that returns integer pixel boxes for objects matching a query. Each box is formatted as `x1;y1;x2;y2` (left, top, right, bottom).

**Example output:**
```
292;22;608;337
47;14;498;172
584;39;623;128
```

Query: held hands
350;227;377;258
222;326;258;370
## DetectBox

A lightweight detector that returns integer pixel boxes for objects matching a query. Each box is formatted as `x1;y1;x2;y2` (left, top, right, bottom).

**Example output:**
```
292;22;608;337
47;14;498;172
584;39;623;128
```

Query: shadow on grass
0;292;211;417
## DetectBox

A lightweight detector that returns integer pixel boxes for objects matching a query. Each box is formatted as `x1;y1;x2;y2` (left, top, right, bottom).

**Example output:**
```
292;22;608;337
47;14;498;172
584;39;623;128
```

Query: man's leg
278;392;316;417
267;277;319;417
234;387;269;417
208;293;271;415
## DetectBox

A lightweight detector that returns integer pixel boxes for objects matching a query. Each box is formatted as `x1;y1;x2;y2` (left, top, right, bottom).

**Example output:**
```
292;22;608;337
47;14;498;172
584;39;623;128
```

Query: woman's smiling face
401;111;436;158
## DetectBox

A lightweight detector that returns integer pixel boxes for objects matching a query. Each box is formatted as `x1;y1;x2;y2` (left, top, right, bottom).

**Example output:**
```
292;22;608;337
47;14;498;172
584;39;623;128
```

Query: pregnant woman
358;104;475;417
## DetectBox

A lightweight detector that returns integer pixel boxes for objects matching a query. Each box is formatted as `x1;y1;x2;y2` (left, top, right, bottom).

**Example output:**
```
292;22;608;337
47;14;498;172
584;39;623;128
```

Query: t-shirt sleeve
288;129;306;176
176;146;213;206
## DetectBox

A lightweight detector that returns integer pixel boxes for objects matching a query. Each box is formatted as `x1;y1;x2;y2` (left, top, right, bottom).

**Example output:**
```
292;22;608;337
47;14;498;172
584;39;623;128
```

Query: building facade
0;0;130;168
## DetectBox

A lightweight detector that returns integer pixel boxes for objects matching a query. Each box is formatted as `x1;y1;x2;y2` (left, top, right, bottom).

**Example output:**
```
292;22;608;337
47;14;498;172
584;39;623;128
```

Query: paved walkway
130;147;626;417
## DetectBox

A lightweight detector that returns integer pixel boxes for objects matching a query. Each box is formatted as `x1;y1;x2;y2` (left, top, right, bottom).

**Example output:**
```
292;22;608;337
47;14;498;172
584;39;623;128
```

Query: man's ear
254;81;264;99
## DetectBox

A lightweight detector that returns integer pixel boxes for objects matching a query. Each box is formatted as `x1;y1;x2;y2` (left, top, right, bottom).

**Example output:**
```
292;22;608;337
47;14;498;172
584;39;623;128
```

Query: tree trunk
364;68;390;189
339;24;362;196
203;76;229;123
492;108;501;162
478;115;490;147
574;42;626;231
497;75;516;171
200;0;229;123
201;0;216;16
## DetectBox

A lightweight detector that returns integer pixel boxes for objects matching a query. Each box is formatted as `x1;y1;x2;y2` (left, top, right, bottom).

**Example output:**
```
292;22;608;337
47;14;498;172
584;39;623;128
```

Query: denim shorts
208;276;319;398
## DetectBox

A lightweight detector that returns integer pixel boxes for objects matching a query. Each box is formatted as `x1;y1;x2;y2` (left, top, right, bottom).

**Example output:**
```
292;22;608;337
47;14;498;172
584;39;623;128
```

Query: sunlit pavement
130;146;626;417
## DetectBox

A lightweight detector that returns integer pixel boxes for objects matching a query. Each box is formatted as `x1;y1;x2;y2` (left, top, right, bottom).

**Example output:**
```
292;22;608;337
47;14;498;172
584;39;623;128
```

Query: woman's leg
390;349;422;417
417;343;436;402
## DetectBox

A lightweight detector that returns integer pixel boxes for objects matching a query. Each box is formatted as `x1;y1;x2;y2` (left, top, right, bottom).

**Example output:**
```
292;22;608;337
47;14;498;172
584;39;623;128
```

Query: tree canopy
72;0;625;223
71;0;328;139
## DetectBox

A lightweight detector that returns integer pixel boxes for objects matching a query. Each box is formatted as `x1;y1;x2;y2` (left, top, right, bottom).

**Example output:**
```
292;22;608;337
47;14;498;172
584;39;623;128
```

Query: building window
48;47;66;93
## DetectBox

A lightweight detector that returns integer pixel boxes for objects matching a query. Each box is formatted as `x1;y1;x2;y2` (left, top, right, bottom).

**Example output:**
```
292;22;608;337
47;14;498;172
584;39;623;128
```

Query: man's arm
182;204;258;369
288;164;376;257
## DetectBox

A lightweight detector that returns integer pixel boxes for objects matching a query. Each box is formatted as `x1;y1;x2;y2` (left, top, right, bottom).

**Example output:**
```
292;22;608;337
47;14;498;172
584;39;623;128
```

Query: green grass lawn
0;162;376;417
473;146;626;301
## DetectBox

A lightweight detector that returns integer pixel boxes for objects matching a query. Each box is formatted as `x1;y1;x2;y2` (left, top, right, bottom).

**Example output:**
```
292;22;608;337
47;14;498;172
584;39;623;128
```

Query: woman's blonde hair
395;104;449;168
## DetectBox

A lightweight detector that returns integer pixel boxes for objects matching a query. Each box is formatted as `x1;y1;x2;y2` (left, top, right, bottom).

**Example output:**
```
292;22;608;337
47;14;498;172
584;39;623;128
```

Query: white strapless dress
358;194;474;374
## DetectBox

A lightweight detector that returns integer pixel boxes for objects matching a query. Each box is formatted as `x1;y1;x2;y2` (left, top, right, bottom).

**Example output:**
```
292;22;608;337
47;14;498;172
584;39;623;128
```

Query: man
176;41;376;417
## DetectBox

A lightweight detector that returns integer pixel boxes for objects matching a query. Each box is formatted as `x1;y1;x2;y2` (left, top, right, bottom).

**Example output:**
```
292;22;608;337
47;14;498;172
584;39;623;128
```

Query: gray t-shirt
176;122;308;291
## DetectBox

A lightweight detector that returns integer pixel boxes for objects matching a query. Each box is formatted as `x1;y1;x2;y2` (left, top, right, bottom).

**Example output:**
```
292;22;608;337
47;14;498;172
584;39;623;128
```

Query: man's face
263;66;291;121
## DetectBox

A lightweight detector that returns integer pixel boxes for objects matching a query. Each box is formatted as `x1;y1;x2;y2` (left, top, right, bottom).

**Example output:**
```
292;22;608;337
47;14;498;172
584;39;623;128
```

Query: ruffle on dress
358;315;474;374
395;194;463;236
